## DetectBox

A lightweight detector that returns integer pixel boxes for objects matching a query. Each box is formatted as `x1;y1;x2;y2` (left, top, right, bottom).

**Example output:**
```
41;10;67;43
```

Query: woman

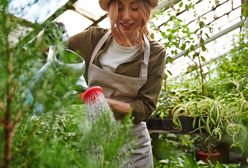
69;0;165;167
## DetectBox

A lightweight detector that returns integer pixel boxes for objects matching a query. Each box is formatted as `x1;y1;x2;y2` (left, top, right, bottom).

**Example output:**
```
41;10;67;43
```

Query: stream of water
84;91;111;123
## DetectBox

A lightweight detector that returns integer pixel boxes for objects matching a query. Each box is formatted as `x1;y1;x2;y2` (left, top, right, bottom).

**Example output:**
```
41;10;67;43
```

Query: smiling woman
66;0;165;167
108;0;151;47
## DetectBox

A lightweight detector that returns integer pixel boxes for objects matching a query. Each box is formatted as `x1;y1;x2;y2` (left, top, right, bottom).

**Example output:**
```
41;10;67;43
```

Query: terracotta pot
196;150;221;163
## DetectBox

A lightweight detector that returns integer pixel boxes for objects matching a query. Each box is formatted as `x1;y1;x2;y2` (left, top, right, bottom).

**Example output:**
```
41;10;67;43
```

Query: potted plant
147;115;162;130
195;135;221;163
193;96;226;162
148;110;173;131
147;90;176;130
169;88;207;133
172;99;200;133
157;91;177;131
195;93;247;163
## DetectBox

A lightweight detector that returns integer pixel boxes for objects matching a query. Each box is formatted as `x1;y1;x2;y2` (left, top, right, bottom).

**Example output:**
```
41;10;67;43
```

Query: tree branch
0;117;3;125
13;108;22;127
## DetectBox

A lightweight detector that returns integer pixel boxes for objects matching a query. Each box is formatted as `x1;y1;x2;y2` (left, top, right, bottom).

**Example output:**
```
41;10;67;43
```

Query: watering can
26;22;88;92
25;44;88;116
28;45;88;92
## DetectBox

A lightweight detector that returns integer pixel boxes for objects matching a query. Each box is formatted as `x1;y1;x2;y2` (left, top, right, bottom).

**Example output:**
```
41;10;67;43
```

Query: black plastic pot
161;118;173;130
147;118;161;130
179;116;195;133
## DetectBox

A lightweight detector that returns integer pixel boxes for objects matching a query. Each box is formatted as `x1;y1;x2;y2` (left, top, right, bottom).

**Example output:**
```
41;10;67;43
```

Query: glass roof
8;0;109;36
8;0;244;79
8;0;68;23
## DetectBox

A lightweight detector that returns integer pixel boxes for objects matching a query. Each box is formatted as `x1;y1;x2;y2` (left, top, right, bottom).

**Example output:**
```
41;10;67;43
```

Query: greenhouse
1;0;248;167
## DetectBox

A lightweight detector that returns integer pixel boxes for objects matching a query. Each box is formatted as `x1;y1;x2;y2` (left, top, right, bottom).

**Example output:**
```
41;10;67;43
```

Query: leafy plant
0;1;134;168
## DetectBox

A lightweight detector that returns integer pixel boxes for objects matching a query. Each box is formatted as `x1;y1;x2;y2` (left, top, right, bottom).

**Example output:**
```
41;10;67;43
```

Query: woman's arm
130;42;166;124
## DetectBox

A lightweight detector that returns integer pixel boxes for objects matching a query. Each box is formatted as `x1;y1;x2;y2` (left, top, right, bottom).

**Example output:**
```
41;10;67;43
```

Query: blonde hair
108;0;152;47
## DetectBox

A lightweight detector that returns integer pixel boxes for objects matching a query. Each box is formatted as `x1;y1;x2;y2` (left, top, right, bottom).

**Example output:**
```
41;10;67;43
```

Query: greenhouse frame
1;0;248;167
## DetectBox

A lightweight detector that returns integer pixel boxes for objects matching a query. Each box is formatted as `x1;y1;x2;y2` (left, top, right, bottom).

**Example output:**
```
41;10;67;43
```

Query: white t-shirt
99;39;139;72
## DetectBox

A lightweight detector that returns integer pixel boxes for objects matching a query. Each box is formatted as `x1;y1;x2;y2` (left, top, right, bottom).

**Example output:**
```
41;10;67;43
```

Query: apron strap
90;30;112;64
140;35;150;79
90;30;150;79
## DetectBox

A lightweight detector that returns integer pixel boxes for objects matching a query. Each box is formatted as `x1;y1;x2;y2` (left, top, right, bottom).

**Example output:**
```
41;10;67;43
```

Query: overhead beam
172;19;245;61
155;0;180;11
15;0;77;48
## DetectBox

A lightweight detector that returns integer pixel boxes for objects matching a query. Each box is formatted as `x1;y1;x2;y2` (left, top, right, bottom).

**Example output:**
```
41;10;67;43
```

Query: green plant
151;0;213;96
194;93;248;158
0;1;135;167
171;99;198;129
155;90;178;119
12;105;134;168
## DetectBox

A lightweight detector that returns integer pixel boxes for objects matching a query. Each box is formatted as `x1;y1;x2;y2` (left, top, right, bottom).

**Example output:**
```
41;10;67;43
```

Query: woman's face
116;0;142;39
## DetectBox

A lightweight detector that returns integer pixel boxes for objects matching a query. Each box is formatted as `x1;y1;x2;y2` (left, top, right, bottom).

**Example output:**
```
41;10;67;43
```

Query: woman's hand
106;98;132;115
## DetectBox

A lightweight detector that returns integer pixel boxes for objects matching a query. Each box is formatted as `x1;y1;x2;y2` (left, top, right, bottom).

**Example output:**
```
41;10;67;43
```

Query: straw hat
99;0;158;11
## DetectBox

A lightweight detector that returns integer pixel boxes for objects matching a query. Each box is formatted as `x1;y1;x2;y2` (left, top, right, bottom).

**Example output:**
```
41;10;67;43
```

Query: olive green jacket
69;27;166;124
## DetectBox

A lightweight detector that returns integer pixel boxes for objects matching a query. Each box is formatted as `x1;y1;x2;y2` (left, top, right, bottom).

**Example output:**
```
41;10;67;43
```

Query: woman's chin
120;30;135;38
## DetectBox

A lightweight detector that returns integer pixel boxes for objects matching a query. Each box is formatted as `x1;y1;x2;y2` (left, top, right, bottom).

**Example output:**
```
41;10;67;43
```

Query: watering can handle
54;49;85;73
30;45;56;87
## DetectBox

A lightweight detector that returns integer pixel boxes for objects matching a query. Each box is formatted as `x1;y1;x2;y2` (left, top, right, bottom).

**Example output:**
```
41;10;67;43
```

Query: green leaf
201;56;206;62
179;2;183;8
150;33;154;39
190;45;195;51
200;38;205;45
181;43;186;50
166;56;174;63
193;52;199;59
201;45;207;51
205;33;210;39
199;21;205;28
167;70;172;76
161;31;166;37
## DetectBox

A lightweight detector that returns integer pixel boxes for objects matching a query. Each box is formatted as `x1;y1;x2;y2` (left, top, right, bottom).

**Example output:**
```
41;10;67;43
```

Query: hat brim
99;0;158;11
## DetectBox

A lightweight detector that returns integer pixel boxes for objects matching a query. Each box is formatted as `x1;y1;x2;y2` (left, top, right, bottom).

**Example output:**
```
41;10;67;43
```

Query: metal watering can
25;44;88;116
29;45;88;92
26;23;88;93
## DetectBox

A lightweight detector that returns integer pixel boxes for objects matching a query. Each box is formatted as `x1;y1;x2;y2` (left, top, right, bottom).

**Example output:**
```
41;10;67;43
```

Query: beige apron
87;30;154;168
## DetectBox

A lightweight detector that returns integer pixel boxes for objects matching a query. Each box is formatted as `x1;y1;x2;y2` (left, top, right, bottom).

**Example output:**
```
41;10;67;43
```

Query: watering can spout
80;86;104;103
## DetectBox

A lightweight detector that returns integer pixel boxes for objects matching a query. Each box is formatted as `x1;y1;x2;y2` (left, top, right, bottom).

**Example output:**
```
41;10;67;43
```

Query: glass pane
55;10;93;36
8;0;68;23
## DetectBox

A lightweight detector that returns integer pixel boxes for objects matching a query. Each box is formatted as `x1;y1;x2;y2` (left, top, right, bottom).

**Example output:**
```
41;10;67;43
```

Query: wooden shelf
148;129;182;134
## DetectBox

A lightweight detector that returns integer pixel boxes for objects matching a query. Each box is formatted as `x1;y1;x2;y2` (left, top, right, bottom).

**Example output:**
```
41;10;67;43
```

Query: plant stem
197;54;205;96
2;15;15;168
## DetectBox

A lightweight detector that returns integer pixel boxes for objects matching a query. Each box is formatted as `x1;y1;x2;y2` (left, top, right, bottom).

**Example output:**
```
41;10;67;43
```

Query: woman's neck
112;28;141;47
113;35;139;47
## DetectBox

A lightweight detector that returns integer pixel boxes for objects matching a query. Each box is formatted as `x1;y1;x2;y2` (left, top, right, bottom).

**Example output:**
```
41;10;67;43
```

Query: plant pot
147;118;161;130
196;150;221;163
216;141;230;163
179;116;195;133
161;118;173;130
